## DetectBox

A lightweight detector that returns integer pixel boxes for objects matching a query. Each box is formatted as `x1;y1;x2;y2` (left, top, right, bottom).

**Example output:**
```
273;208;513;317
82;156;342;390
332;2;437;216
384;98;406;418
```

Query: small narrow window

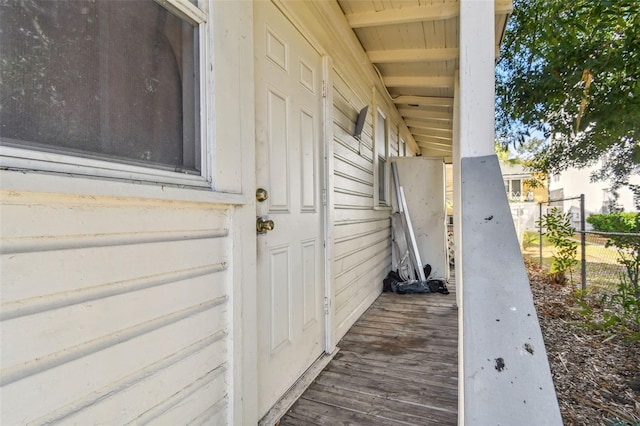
375;110;388;205
1;0;203;174
378;157;387;202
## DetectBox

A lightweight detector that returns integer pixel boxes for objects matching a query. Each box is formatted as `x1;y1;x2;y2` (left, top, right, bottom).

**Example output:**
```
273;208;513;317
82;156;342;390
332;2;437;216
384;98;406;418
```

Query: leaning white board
391;157;448;280
399;186;427;281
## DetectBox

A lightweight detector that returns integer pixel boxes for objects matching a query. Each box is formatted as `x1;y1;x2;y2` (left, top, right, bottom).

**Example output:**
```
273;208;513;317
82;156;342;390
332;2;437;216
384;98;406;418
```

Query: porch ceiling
336;0;512;159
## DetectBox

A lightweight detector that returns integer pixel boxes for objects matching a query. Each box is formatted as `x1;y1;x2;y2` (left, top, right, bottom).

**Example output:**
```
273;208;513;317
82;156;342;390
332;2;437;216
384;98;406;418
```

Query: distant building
549;161;639;215
499;161;548;240
499;161;548;203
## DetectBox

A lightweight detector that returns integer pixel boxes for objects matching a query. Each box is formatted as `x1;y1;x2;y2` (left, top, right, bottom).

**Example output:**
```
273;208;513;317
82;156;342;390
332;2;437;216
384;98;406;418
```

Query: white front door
254;1;325;417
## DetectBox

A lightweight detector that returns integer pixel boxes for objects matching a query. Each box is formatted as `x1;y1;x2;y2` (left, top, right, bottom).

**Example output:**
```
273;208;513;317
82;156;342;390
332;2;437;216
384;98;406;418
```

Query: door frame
321;55;334;354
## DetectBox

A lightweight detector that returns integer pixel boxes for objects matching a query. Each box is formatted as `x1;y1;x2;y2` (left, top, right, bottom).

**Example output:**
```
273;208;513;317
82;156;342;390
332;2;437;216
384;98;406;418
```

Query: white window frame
505;178;524;202
0;0;213;190
374;108;390;208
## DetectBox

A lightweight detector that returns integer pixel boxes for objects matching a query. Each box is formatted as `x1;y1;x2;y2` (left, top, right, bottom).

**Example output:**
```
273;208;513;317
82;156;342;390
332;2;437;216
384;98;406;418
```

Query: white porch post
458;1;496;423
459;0;495;159
458;1;562;425
452;71;461;307
459;0;495;414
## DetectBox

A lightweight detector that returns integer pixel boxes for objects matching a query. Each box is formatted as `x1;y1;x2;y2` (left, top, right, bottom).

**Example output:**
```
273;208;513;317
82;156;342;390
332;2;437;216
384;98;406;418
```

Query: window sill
0;168;247;206
0;145;249;205
1;146;210;187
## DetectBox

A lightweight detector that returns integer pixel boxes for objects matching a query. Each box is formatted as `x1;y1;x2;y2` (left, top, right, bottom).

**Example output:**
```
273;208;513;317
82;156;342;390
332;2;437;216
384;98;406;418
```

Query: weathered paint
460;155;562;425
0;192;232;424
0;1;257;424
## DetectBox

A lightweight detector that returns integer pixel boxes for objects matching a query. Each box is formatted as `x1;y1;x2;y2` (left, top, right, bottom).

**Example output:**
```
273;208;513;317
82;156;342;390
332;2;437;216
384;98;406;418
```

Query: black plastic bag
383;270;449;294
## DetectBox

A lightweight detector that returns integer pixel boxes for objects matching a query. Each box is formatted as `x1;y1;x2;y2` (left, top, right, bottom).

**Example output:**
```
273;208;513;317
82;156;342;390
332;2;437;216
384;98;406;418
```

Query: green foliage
508;137;546;163
494;142;519;164
587;212;639;233
537;208;578;284
497;0;640;189
522;231;541;247
573;290;595;320
585;212;640;340
573;284;640;342
495;140;547;189
587;212;640;285
601;274;640;341
605;419;637;426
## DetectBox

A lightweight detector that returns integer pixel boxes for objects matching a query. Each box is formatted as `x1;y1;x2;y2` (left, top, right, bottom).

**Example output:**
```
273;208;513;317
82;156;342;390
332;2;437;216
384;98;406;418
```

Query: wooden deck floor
279;280;458;425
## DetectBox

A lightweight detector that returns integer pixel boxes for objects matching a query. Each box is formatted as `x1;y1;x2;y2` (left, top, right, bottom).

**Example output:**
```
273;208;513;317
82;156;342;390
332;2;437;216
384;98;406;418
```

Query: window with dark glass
0;0;201;173
376;110;388;205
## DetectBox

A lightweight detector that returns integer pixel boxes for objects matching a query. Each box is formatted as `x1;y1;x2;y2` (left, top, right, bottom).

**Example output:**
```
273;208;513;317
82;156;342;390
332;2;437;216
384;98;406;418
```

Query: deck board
278;279;458;425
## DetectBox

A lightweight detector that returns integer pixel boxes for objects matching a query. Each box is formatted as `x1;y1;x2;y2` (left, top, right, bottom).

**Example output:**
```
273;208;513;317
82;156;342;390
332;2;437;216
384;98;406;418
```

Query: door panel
300;110;317;211
302;238;319;328
266;89;290;211
255;1;325;417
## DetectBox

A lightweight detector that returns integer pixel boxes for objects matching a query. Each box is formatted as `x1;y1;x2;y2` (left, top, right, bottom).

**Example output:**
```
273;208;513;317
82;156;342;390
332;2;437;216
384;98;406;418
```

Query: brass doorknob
256;188;269;202
257;216;275;234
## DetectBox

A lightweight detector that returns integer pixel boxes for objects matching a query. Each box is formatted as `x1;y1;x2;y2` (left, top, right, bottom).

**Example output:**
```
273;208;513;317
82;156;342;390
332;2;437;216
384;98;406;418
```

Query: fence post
580;194;586;291
539;202;543;267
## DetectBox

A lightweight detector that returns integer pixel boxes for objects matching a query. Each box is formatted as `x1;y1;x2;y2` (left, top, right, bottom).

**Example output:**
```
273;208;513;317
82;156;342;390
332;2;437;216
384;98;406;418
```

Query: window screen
0;0;201;173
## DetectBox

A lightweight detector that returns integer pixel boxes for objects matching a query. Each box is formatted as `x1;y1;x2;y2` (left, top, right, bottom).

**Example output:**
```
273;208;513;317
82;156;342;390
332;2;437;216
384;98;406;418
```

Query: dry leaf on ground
527;260;640;425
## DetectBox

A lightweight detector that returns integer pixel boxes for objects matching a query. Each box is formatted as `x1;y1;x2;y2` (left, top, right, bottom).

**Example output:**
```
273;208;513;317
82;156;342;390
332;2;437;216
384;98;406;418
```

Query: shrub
587;212;639;297
586;212;640;339
537;207;578;284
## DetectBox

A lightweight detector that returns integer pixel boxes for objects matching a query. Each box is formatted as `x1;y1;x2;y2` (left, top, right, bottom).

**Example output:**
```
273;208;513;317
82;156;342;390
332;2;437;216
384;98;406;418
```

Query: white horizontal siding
0;191;232;425
330;68;393;345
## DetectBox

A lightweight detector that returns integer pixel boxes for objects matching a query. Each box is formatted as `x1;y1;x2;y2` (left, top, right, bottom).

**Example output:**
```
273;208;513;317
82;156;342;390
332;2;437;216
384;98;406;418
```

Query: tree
496;0;640;189
495;139;547;189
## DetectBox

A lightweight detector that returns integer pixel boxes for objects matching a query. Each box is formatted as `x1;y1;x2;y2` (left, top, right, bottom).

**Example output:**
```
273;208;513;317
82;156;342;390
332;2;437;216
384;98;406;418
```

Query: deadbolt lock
256;188;269;202
256;216;275;234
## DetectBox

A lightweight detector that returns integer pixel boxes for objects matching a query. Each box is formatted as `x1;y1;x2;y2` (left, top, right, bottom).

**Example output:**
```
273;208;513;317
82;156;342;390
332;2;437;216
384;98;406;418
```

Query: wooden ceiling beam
384;76;454;88
414;136;453;148
414;139;452;147
419;149;452;162
414;132;453;142
410;128;453;139
368;48;459;64
345;0;513;28
415;143;451;153
398;108;452;121
414;139;452;149
346;3;458;28
404;119;452;131
393;96;453;107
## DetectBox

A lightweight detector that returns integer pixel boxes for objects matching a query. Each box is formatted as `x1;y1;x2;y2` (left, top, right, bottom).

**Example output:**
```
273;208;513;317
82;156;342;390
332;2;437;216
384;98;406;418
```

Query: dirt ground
526;260;640;425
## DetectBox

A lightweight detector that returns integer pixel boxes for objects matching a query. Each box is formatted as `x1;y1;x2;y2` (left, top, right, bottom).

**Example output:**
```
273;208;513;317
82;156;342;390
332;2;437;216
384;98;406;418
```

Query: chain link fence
579;231;638;292
518;195;639;293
